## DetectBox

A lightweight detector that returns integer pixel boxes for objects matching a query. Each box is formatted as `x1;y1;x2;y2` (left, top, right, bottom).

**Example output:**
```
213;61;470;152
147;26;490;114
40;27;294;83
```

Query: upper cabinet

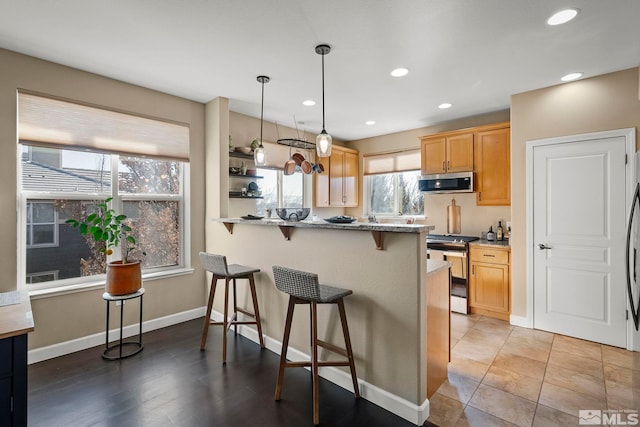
315;145;359;207
420;132;474;175
474;126;510;206
419;122;510;206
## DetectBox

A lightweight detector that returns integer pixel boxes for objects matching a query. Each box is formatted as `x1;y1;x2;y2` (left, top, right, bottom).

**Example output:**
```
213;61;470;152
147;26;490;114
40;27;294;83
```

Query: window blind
363;149;420;175
18;92;190;162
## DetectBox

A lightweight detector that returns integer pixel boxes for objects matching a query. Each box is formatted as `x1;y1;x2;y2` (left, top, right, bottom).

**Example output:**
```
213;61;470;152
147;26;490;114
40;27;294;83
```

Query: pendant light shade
315;44;332;158
254;75;270;166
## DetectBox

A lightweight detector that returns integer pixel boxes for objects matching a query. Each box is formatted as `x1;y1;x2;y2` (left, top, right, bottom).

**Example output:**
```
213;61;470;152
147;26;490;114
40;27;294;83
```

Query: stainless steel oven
427;234;478;314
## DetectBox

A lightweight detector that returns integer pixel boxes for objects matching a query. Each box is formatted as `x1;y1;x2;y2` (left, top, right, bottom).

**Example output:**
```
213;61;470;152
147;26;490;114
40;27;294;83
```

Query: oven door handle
442;251;466;258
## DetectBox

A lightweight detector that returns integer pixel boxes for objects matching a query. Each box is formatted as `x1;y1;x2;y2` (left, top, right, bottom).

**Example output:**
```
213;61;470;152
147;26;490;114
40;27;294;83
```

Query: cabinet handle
447;160;450;169
442;161;446;171
478;192;482;201
472;265;475;274
483;254;495;257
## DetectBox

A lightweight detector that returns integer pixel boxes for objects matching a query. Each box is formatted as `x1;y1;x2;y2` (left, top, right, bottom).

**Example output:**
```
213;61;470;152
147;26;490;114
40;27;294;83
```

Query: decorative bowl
276;208;311;222
235;146;253;154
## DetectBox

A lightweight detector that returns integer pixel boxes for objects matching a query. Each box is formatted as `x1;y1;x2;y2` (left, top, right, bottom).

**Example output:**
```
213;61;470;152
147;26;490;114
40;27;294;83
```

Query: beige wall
346;110;511;231
510;67;640;317
0;48;207;348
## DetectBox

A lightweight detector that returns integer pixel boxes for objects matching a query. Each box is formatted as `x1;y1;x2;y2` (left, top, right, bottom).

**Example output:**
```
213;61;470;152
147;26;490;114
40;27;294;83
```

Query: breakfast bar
206;218;442;424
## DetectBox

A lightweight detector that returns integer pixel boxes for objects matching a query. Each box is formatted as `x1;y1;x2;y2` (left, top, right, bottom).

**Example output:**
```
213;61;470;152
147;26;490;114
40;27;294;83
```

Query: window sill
27;267;195;300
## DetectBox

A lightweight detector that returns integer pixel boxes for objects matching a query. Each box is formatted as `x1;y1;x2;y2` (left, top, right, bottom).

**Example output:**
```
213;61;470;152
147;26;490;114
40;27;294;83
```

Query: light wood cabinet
420;132;473;175
315;146;359;207
469;246;510;321
475;126;510;206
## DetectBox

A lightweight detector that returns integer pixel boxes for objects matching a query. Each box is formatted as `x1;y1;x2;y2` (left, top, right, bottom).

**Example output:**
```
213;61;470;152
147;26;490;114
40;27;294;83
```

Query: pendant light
254;75;270;166
315;44;332;158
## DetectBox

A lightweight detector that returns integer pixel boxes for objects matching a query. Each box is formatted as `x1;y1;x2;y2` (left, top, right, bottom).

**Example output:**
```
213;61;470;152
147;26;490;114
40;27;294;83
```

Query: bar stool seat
199;252;265;363
272;266;360;425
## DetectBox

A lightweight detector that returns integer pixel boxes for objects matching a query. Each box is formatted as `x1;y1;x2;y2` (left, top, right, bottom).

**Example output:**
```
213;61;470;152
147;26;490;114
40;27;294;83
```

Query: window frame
364;169;425;217
18;147;191;293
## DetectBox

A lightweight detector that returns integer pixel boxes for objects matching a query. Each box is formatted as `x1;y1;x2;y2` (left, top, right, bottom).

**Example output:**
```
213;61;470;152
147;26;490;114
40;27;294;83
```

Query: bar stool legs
200;272;265;364
275;296;360;425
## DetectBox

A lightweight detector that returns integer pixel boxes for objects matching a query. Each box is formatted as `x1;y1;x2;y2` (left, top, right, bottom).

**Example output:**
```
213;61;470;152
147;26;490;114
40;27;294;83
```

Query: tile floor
427;314;640;427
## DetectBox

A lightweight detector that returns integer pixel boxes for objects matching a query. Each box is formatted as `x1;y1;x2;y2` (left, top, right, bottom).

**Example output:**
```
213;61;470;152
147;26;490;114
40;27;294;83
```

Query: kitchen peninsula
207;217;440;424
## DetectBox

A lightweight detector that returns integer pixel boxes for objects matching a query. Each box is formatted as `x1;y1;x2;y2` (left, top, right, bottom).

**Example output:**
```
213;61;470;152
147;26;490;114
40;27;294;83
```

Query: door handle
538;244;552;250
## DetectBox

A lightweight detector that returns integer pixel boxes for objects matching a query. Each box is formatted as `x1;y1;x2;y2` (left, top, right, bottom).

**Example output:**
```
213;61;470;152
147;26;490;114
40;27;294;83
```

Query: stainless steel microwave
419;171;474;193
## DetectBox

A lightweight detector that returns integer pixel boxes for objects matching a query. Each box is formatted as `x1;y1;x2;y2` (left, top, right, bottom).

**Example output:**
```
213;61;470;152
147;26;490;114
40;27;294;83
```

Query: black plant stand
102;288;145;360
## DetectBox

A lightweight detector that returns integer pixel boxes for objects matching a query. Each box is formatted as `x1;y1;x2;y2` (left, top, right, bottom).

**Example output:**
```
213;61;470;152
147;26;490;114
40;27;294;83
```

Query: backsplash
424;192;510;237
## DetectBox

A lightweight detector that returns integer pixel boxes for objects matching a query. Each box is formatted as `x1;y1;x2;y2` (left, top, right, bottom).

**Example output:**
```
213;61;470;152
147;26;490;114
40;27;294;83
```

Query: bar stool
272;266;360;425
199;252;265;363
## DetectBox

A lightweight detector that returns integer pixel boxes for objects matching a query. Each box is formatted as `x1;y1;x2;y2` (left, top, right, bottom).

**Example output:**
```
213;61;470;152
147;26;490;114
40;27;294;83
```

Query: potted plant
66;197;146;295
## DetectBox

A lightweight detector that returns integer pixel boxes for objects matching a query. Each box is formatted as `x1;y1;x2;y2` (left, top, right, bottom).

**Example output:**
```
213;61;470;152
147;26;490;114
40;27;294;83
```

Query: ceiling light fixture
561;72;583;82
365;120;376;125
390;67;409;77
254;75;269;166
303;100;316;106
438;103;453;109
547;8;579;26
315;44;332;157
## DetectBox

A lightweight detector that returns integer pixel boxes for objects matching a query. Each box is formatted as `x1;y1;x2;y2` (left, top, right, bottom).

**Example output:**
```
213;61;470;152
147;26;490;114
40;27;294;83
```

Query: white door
531;132;629;347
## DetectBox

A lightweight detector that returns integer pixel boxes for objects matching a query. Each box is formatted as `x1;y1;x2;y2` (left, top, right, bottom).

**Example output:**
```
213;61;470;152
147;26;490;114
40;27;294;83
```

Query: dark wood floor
28;318;429;427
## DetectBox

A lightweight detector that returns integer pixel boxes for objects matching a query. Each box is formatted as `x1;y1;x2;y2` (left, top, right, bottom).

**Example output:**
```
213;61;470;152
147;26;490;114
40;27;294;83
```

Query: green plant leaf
126;236;136;244
116;214;127;221
79;223;87;234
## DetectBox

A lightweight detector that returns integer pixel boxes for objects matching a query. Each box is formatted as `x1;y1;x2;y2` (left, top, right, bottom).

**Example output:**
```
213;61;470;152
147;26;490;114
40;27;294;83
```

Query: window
20;146;187;289
17;92;190;291
255;168;304;216
366;170;424;216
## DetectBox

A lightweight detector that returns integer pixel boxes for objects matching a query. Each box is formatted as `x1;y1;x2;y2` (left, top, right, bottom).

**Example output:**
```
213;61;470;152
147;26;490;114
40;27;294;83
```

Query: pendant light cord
260;80;264;147
321;52;326;131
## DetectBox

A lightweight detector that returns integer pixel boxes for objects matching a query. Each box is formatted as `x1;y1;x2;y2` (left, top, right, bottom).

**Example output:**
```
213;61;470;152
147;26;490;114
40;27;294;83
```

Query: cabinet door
421;137;446;175
343;151;359;207
475;127;510;205
446;133;474;172
315;164;330;207
469;262;510;313
329;150;345;206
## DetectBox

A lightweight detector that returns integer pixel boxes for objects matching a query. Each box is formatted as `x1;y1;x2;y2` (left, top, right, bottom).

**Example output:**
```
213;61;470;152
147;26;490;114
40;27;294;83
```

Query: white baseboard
209;311;430;425
28;306;206;364
510;314;533;328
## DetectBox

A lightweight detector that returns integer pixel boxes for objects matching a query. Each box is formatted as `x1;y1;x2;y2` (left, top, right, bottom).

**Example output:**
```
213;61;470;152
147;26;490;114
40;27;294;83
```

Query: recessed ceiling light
547;8;579;26
438;103;453;109
302;100;316;106
365;120;376;125
390;68;409;77
561;72;583;82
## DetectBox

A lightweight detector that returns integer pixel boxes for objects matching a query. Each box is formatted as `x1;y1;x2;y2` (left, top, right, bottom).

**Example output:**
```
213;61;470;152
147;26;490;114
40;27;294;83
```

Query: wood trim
470;306;510;321
418;121;510;140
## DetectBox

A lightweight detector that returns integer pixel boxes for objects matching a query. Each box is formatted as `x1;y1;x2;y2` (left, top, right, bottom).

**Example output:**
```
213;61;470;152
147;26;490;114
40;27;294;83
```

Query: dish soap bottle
487;226;495;241
497;221;504;241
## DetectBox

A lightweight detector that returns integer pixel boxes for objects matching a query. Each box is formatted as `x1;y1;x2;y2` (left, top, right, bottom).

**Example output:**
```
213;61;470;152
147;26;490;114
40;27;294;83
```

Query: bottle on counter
487;226;495;241
497;221;504;241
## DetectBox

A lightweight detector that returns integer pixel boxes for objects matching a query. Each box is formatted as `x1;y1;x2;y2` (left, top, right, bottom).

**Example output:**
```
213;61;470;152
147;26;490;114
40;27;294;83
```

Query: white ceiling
1;0;639;141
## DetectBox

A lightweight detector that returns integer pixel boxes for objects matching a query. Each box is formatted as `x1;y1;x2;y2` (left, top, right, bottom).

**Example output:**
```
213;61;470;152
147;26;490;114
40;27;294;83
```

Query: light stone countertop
427;259;452;276
213;217;435;234
469;239;511;248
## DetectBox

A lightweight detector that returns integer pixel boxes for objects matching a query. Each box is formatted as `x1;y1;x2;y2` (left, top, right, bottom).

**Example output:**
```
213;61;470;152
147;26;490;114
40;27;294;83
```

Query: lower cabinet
469;246;510;321
0;334;27;426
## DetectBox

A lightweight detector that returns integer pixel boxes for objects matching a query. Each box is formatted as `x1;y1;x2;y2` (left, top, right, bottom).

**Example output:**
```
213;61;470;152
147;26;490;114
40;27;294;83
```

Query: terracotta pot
106;260;142;295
